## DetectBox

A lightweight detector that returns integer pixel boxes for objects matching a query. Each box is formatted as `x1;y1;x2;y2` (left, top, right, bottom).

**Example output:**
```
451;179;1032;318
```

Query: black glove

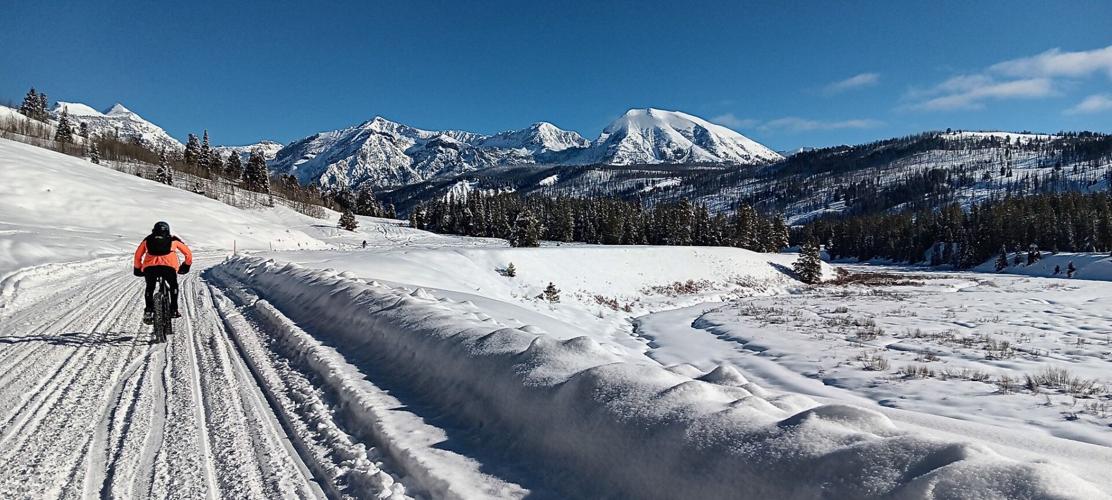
133;267;143;277
178;263;191;275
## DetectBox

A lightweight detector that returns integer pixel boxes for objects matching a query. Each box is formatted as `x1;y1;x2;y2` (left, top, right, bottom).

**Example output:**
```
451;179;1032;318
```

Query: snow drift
219;256;1105;500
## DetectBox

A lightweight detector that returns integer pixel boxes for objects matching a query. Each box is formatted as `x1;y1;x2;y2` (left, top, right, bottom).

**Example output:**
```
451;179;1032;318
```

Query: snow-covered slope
0;137;325;275
584;108;783;165
214;140;284;162
51;101;183;152
478;122;589;155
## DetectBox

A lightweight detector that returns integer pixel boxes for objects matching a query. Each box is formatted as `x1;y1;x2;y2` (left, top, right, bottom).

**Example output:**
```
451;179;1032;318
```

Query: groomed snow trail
0;257;324;499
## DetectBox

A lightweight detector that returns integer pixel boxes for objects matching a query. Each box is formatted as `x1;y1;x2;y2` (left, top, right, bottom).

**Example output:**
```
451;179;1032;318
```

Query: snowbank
219;255;1105;500
977;251;1112;282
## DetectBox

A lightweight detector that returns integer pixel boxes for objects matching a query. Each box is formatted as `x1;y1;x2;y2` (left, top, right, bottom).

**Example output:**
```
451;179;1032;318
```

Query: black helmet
153;221;170;235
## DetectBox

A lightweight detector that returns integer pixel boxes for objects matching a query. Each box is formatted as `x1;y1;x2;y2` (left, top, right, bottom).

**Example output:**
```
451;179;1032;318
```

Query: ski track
0;257;323;499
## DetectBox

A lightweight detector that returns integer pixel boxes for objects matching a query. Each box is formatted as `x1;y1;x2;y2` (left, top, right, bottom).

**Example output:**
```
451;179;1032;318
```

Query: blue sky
2;0;1110;150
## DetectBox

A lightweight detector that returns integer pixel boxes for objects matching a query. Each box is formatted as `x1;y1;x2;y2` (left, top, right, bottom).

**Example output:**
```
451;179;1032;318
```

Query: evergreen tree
338;208;359;231
224;152;243;179
38;92;48;120
542;282;560;303
510;209;540;247
155;150;173;185
183;133;200;166
88;141;100;164
504;262;517;277
243;149;270;193
79;122;89;139
54;108;74;144
198;130;212;173
355;187;382;216
770;215;790;252
793;241;823;284
18;88;39;119
210;148;224;175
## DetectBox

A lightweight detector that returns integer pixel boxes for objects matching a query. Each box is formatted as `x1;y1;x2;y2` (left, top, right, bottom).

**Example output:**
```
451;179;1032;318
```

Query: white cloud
1065;94;1112;115
908;77;1056;111
710;113;758;129
905;44;1112;112
823;73;880;94
759;117;884;132
991;45;1112;79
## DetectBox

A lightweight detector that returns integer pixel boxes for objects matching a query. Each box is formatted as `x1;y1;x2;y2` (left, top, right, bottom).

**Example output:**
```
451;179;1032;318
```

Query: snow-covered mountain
269;117;576;189
478;122;589;155
51;102;183;152
583;108;783;165
272;108;780;190
214;140;284;162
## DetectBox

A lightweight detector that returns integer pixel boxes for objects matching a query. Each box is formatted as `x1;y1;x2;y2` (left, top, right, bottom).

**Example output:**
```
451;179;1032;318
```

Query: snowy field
1;138;1111;498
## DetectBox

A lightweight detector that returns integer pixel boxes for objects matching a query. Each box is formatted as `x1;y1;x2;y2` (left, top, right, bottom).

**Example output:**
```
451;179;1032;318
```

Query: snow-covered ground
2;137;1111;498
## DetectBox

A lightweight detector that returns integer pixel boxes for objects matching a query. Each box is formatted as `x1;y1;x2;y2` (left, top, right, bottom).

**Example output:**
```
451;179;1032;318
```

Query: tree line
802;191;1112;268
409;192;790;250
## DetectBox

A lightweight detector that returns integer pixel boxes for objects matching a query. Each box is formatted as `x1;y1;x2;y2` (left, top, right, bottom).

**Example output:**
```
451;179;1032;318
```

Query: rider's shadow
0;332;136;347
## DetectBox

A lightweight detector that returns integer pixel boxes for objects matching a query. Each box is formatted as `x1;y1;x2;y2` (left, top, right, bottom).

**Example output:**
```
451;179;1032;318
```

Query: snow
587;108;784;166
53;101;104;117
216;256;1107;499
214;140;284;161
0;137;327;276
48;101;183;151
537;174;558;186
943;130;1057;143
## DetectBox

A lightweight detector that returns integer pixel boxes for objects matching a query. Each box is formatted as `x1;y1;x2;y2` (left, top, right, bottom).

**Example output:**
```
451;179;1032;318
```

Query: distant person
1067;261;1076;278
362;240;367;249
133;221;193;323
1054;265;1061;276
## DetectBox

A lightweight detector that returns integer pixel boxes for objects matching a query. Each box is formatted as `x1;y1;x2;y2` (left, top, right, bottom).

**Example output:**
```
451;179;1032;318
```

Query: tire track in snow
0;280;145;498
0;275;138;452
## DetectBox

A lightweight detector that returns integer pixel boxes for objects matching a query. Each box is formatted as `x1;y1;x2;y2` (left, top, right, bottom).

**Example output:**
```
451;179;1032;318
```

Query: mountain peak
105;103;133;116
594;107;782;165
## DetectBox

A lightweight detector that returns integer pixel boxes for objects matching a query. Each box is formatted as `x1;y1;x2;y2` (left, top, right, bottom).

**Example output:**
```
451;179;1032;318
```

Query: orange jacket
134;237;193;270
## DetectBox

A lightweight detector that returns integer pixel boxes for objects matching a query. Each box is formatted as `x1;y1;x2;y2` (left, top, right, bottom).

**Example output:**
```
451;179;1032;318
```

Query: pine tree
770;215;790;251
504;262;517;277
224;152;243;180
38;92;48;121
18;88;39;119
244;149;270;194
88;141;100;164
183;134;200;166
79;122;89;139
994;246;1008;272
510;209;540;247
210;148;224;174
338;208;359;231
542;282;560;303
355;188;382;216
198;130;212;173
155;150;173;185
793;241;823;284
54;108;74;144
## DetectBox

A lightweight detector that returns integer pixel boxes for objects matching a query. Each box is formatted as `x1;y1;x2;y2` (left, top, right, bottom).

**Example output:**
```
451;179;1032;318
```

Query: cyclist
133;221;193;324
